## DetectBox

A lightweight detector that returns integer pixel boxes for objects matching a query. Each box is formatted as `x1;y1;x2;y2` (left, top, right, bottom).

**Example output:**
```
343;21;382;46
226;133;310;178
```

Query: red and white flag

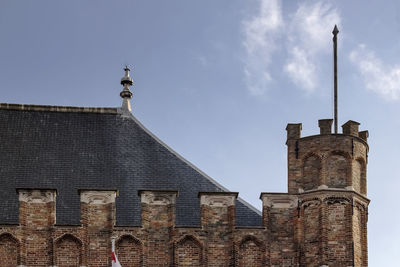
112;239;122;267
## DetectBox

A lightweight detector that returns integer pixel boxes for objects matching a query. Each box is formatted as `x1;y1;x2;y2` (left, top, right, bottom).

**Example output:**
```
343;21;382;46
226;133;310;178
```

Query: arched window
327;153;349;188
55;234;82;267
0;233;20;267
174;235;202;266
302;154;321;190
303;201;320;266
116;235;143;267
356;159;367;194
326;199;351;263
238;236;263;267
353;159;366;193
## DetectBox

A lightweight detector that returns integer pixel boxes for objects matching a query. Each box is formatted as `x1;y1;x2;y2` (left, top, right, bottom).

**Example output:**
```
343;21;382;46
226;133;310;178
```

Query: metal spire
120;66;133;113
332;25;339;134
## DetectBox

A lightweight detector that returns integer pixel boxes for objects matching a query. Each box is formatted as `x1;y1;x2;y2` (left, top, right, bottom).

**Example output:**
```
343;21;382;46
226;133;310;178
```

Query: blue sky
1;0;399;265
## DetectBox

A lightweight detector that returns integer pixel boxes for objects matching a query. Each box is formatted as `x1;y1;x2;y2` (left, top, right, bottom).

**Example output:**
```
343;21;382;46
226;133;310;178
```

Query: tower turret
286;119;368;195
285;119;369;266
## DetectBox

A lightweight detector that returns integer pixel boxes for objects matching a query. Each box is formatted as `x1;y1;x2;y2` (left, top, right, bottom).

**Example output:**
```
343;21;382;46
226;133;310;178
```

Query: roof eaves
0;103;118;114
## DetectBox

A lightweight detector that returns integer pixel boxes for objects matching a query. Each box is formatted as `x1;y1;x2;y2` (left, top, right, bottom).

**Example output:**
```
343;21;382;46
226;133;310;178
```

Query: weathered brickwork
237;236;264;267
174;236;202;266
55;234;82;267
0;233;19;267
303;155;321;191
116;235;143;267
0;119;370;266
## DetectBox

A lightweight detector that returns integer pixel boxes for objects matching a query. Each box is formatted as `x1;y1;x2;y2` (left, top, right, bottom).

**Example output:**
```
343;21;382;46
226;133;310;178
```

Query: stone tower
285;119;369;266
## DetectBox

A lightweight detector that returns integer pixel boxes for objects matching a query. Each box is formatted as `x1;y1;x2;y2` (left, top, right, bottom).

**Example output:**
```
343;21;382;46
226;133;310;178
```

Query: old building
0;67;369;266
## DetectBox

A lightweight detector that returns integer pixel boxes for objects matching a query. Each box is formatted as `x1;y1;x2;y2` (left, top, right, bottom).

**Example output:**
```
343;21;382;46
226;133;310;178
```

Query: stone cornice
139;190;178;205
199;192;238;207
17;189;57;203
79;190;117;204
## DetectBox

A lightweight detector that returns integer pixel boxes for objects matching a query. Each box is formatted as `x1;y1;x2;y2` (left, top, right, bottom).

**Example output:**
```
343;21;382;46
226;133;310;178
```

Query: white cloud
284;1;340;91
285;46;317;91
289;2;340;51
242;0;283;95
350;44;400;101
242;0;341;94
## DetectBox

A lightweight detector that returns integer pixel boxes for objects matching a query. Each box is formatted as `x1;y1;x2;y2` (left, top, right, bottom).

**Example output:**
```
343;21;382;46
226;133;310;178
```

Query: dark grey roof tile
0;106;261;226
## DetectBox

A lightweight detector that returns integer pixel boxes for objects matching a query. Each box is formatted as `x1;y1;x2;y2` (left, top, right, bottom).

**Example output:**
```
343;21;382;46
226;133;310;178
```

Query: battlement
287;119;369;142
0;188;368;266
286;119;369;195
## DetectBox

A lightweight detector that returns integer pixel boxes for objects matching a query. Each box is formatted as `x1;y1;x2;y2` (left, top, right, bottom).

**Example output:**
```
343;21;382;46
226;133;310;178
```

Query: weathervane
332;25;339;134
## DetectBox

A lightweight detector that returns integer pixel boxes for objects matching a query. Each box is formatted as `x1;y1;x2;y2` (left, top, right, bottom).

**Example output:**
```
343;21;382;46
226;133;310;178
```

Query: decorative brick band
79;190;117;204
139;190;178;205
17;189;57;203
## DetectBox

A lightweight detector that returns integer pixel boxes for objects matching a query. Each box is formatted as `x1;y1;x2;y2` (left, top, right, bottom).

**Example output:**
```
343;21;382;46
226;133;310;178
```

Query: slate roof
0;103;261;226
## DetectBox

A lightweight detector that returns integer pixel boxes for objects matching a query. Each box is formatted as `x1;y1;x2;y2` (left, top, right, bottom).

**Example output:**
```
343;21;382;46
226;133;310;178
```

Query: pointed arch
353;157;366;194
0;233;20;267
325;197;351;263
238;235;264;267
54;234;83;267
326;151;351;188
174;235;203;266
302;200;321;266
302;153;322;191
116;234;143;267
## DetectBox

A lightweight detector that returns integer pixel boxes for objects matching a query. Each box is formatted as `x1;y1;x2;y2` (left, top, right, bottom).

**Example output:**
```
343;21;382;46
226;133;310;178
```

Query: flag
112;239;122;267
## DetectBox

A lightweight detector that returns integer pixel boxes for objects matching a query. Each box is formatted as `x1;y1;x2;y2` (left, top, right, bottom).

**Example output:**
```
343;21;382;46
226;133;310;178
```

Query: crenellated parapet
0;183;370;267
0;189;269;267
260;193;298;265
286;119;369;195
199;192;237;229
139;190;178;229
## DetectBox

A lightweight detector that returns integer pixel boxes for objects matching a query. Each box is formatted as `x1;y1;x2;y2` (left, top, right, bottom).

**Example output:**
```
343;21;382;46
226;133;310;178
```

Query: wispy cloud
284;2;340;92
242;0;340;94
285;46;317;90
242;0;283;95
350;44;400;101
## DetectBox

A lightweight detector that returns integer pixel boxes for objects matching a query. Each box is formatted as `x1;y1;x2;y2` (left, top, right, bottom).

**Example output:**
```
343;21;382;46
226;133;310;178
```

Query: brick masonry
0;119;370;266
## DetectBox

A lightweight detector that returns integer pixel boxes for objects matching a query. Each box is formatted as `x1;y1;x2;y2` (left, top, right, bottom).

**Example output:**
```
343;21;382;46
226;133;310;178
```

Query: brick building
0;68;369;266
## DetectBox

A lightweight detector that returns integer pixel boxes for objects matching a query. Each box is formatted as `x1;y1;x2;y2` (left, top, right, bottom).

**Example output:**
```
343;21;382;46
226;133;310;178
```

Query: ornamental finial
120;66;133;113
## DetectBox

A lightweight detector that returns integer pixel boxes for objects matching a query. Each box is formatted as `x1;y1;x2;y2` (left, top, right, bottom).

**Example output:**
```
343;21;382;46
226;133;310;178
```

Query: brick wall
0;189;369;267
286;120;368;196
0;119;370;266
55;234;82;267
116;235;142;267
0;233;19;267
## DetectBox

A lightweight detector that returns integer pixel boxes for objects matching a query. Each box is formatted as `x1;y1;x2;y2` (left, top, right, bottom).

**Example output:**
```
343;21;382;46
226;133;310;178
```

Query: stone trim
79;190;117;204
139;190;178;205
17;189;57;203
199;192;237;207
260;194;298;209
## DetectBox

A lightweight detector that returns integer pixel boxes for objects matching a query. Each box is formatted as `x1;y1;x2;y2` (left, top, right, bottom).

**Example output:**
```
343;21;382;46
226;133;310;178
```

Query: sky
0;0;399;265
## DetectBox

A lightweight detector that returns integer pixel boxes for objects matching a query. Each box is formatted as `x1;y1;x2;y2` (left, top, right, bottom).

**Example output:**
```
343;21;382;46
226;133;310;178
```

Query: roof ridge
0;103;118;114
127;114;262;216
